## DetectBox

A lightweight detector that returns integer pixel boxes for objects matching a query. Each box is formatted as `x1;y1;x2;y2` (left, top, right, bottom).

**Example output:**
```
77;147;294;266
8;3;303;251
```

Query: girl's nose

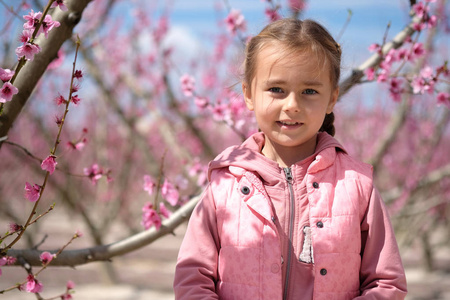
282;93;300;112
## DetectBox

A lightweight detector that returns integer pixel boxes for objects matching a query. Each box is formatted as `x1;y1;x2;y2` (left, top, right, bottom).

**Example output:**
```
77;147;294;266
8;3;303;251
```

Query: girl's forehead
256;44;324;71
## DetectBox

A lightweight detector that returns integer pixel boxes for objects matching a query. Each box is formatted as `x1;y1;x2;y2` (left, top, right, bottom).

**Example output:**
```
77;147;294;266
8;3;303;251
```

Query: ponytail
319;112;335;136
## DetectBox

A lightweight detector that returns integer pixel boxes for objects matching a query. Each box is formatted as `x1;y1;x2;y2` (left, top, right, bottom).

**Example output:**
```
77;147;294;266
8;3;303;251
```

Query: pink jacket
174;133;407;300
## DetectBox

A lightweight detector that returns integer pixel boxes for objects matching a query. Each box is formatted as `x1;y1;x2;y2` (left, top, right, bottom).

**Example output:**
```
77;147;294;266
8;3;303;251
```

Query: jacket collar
209;132;347;182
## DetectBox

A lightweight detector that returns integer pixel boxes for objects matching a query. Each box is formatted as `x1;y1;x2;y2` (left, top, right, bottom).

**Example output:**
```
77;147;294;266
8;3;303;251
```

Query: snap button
312;182;319;189
271;216;276;223
317;221;324;228
241;186;250;195
270;263;280;273
320;268;327;276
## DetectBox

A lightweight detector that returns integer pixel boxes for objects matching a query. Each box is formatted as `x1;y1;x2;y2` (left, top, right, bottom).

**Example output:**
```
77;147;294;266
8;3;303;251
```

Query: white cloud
162;25;204;66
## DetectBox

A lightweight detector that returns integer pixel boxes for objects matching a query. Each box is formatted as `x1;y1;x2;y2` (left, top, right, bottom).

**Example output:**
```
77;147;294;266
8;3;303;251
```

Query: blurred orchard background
0;0;449;299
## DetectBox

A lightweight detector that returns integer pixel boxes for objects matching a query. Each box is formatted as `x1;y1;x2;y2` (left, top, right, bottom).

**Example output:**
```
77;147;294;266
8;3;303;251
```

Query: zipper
283;167;295;300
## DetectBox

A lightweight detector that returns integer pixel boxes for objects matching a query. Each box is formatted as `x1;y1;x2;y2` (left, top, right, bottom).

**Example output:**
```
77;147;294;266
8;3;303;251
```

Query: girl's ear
326;87;339;114
242;82;254;111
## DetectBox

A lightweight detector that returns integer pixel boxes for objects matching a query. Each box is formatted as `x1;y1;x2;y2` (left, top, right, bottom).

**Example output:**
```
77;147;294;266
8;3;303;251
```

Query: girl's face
243;43;338;166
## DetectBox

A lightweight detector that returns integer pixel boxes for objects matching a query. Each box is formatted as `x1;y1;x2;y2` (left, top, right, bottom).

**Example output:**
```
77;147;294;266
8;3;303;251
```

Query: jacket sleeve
173;184;220;299
355;187;408;299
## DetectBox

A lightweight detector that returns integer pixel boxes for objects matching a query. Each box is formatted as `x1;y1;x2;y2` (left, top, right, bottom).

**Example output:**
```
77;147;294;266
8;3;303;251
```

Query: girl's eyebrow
264;79;324;86
302;80;324;87
264;79;287;86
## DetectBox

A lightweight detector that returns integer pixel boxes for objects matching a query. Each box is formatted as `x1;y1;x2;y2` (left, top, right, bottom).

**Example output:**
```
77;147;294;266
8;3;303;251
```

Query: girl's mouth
278;121;299;126
277;121;302;129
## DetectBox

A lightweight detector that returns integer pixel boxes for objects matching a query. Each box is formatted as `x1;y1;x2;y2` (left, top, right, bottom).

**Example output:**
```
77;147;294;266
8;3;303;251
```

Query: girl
174;18;407;300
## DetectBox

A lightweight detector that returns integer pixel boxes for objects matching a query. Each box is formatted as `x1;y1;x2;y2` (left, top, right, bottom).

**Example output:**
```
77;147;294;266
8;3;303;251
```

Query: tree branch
383;163;450;204
6;195;199;267
338;14;421;99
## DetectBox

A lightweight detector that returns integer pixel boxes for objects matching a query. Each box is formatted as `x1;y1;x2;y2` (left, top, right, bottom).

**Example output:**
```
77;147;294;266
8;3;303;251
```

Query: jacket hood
208;132;346;185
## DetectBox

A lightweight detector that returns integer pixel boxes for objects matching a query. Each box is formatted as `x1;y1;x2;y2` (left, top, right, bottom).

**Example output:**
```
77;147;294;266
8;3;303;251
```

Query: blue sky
166;0;411;65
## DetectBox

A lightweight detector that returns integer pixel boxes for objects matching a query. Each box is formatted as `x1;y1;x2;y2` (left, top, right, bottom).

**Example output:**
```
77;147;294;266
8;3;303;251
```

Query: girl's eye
303;89;318;95
269;87;283;93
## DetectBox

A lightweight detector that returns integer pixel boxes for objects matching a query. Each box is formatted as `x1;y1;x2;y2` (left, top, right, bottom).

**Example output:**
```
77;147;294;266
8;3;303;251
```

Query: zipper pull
283;167;293;184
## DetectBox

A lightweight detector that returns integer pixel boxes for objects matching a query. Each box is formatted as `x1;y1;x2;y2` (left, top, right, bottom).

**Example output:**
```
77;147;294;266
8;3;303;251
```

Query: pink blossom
40;251;55;264
23;10;60;38
411;43;426;59
67;138;86;151
0;68;14;82
365;67;376;81
376;69;389;83
73;70;83;80
55;115;63;126
225;9;246;34
194;96;209;109
41;155;57;174
0;256;17;277
0;82;19;103
40;15;61;38
161;179;179;206
51;0;68;11
413;22;426;32
9;222;22;233
411;76;430;94
384;49;398;64
153;16;169;43
66;280;75;290
420;66;434;79
19;29;32;43
265;8;281;22
84;164;103;185
23;10;41;30
24;274;43;293
143;175;156;195
55;94;67;106
389;78;404;102
16;43;41;61
71;94;81;105
413;2;429;18
189;159;207;186
437;63;450;78
180;74;195;97
62;294;73;300
380;59;393;74
368;43;381;53
288;0;306;12
437;92;450;108
24;182;41;202
5;256;16;265
212;102;228;120
71;83;80;93
159;202;171;218
0;255;16;271
425;14;437;28
74;230;83;238
141;204;162;230
396;48;410;61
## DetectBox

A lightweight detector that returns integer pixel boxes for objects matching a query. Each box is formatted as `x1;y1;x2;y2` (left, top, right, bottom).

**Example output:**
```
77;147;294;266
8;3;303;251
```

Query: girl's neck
261;134;318;168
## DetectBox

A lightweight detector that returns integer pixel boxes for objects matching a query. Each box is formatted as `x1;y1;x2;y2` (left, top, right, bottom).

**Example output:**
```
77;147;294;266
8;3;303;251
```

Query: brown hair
243;18;341;136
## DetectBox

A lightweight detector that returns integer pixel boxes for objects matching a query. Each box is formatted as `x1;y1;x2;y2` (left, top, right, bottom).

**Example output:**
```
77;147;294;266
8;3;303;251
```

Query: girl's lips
277;121;302;129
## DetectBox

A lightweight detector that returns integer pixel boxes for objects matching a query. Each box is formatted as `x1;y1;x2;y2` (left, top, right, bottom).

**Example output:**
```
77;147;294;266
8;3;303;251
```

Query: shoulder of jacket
335;150;374;181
